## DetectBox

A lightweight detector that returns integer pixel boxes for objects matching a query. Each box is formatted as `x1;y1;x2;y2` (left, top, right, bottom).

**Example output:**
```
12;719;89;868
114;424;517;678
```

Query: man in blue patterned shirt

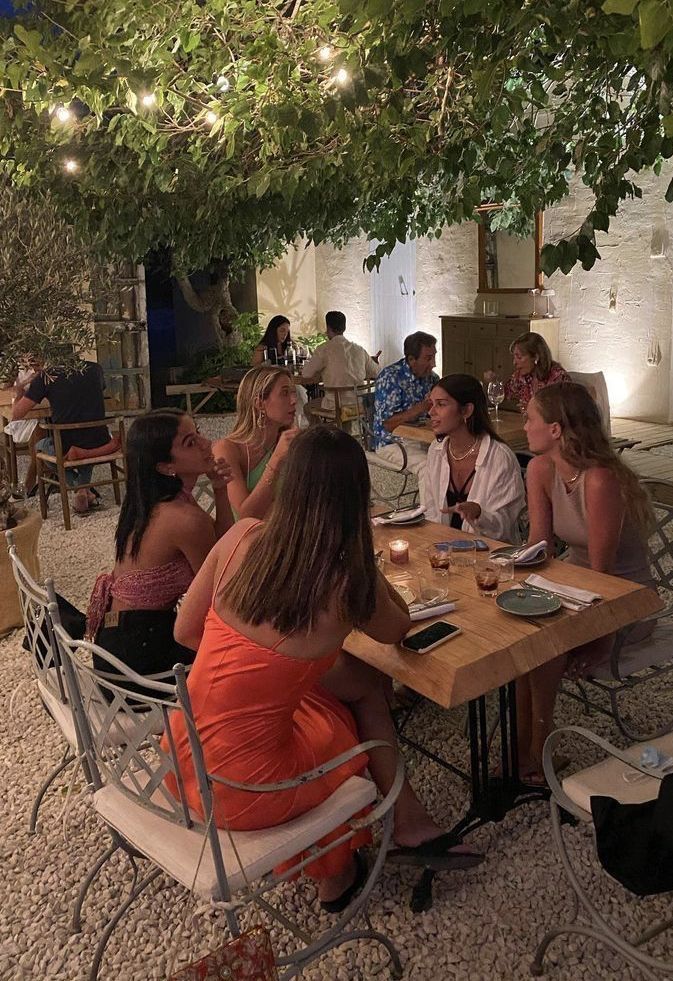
373;331;439;505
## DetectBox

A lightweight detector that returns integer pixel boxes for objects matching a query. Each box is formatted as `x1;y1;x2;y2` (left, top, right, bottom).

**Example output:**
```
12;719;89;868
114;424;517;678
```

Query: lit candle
389;539;409;565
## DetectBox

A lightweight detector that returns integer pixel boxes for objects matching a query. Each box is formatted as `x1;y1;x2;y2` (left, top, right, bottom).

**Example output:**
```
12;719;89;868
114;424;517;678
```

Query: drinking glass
474;554;500;598
491;553;514;583
427;542;451;578
487;379;505;423
449;540;476;573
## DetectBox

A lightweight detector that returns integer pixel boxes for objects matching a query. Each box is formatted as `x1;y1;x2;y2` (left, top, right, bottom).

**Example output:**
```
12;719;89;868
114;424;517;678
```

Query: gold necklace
448;436;479;462
565;470;581;485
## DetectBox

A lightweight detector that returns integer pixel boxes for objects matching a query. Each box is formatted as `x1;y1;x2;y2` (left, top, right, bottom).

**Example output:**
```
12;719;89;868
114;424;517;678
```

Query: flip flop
320;850;368;913
387;833;484;871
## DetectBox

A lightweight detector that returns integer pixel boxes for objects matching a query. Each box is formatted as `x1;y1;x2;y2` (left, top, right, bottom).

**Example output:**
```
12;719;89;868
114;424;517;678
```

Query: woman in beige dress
518;382;654;781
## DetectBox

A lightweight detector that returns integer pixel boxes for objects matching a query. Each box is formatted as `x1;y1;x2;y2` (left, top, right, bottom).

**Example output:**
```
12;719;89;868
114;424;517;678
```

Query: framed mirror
477;208;544;293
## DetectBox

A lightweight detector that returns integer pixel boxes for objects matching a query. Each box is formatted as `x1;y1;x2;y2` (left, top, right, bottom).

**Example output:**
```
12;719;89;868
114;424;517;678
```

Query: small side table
0;509;42;637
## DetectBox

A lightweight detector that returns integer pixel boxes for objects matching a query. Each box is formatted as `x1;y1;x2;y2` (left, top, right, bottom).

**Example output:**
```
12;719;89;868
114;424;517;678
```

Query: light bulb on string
63;159;79;174
217;76;230;92
318;45;333;62
205;110;218;126
141;92;157;108
55;106;72;123
334;68;349;85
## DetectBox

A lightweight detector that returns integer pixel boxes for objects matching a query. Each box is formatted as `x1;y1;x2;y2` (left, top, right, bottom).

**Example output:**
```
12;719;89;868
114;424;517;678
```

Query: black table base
395;681;550;912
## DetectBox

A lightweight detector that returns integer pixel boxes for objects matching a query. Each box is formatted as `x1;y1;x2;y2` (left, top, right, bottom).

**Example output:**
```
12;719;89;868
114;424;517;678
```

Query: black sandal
387;833;484;871
320;850;368;914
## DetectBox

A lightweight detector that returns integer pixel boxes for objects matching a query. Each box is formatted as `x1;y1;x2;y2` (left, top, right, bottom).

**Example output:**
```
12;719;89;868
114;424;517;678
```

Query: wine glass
487;379;505;423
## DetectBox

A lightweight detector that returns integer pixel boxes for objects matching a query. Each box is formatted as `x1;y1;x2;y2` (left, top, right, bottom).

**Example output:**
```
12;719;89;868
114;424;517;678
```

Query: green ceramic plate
496;587;561;617
491;545;547;567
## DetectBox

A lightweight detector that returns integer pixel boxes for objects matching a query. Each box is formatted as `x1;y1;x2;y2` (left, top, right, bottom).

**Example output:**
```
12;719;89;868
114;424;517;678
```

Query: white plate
388;514;426;526
491;545;547;567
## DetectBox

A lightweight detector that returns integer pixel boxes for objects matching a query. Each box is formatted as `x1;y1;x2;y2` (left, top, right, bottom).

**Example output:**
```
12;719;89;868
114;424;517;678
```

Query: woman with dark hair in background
168;427;482;913
424;374;525;542
484;331;571;414
252;314;294;365
85;409;233;676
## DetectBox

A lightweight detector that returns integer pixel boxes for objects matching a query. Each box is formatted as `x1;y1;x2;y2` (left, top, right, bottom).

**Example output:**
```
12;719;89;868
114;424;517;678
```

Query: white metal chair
563;479;673;741
532;725;673;978
5;529;84;832
353;385;420;509
54;619;404;981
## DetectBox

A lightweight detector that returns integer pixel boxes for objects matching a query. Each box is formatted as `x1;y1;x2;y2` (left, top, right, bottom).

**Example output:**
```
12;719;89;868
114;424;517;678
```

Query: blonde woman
517;382;655;782
484;331;571;413
213;365;298;520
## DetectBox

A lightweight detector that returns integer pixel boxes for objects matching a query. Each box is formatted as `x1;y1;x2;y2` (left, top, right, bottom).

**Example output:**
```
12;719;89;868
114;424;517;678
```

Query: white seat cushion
94;774;376;899
365;451;409;473
37;678;78;750
562;731;673;816
590;622;673;681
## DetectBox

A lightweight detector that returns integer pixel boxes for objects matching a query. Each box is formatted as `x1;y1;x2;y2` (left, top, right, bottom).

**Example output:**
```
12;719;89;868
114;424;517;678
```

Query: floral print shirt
373;358;439;449
505;361;572;413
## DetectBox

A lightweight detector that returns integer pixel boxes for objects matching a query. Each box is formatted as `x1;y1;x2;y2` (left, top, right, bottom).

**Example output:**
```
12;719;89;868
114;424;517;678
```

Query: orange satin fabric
165;609;370;879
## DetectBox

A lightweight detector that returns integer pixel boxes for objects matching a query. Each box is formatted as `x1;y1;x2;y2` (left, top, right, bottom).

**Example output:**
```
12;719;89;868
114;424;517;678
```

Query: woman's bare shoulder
526;453;553;483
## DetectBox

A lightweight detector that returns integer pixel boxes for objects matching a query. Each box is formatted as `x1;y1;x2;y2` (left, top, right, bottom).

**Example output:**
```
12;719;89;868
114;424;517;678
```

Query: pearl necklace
448;437;479;462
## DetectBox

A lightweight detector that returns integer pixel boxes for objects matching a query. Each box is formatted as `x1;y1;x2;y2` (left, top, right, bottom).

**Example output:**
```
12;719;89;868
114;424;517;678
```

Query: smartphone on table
401;620;462;654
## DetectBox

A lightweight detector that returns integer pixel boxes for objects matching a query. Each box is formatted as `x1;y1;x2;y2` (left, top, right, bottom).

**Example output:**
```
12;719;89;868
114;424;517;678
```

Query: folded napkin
4;418;38;443
372;505;426;526
514;540;548;564
525;573;602;610
409;601;456;622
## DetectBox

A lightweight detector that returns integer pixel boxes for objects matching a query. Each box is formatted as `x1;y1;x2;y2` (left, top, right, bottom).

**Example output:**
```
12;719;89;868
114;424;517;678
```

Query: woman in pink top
86;409;233;681
485;332;571;413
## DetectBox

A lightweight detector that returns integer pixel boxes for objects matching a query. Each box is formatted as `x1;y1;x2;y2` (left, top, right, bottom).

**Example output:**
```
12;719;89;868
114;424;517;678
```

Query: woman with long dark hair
168;427;482;911
252;314;294;365
424;373;525;541
517;382;655;781
85;409;233;676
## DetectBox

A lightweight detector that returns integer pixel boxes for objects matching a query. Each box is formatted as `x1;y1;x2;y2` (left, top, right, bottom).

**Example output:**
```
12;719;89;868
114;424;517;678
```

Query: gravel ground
1;417;672;980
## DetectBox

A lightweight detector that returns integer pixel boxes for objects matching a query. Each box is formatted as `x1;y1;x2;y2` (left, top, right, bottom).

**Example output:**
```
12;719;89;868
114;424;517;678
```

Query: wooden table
166;369;307;414
395;410;527;451
347;519;662;909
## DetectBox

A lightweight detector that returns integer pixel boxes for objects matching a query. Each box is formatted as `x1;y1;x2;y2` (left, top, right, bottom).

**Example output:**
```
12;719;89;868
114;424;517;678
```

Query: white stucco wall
313;237;371;349
544;167;673;421
255;239;318;336
259;166;673;420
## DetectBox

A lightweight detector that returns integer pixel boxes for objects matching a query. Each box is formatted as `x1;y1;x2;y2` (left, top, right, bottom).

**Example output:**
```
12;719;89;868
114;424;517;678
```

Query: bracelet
263;466;277;485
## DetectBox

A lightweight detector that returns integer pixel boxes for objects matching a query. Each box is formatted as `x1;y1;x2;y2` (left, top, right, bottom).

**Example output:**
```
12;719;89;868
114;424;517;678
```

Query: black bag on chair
591;773;673;896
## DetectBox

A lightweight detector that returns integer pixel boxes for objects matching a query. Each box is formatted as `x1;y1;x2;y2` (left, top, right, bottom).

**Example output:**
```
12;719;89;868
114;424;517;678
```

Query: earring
257;408;266;429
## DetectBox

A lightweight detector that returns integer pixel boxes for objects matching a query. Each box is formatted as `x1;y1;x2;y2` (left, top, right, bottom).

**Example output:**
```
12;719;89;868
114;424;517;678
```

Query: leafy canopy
1;0;673;277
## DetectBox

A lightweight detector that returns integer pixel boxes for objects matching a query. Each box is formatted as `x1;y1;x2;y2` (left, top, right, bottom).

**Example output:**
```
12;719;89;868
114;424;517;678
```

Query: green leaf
601;0;638;13
639;0;673;48
540;243;559;277
665;177;673;203
254;172;271;199
663;115;673;138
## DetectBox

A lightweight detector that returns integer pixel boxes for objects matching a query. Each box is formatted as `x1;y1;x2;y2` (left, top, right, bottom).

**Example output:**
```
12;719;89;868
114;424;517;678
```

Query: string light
55;106;72;123
217;75;230;92
141;92;157;108
318;45;333;62
205;110;218;125
63;159;79;174
335;68;349;85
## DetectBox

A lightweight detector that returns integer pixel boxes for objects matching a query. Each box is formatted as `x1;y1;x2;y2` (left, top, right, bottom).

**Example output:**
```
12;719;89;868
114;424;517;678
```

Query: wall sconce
609;285;618;311
650;222;669;259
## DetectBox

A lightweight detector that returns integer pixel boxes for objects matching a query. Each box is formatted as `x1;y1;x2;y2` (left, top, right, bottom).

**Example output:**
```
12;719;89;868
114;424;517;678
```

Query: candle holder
389;539;409;565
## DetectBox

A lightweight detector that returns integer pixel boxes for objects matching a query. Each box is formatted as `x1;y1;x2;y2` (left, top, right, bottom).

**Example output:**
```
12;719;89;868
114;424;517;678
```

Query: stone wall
259;163;673;420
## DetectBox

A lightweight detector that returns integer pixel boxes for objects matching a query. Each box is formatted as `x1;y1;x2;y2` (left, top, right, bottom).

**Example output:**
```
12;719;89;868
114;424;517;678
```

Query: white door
369;239;417;368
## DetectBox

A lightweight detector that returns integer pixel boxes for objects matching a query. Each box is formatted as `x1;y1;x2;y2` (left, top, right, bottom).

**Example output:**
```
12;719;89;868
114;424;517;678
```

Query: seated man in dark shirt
12;359;109;514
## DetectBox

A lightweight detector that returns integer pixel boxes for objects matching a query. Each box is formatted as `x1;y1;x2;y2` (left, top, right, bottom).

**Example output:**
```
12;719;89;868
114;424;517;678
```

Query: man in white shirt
301;311;380;413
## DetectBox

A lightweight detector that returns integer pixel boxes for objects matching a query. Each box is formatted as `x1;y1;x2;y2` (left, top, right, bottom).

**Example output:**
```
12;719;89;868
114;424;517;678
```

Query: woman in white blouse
423;374;525;543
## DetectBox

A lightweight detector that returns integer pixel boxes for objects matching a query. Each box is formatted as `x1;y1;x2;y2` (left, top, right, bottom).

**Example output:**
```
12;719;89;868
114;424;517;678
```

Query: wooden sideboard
439;315;560;381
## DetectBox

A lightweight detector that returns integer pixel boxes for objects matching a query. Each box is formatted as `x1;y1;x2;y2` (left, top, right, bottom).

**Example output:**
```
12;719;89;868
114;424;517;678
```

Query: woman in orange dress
167;427;482;910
